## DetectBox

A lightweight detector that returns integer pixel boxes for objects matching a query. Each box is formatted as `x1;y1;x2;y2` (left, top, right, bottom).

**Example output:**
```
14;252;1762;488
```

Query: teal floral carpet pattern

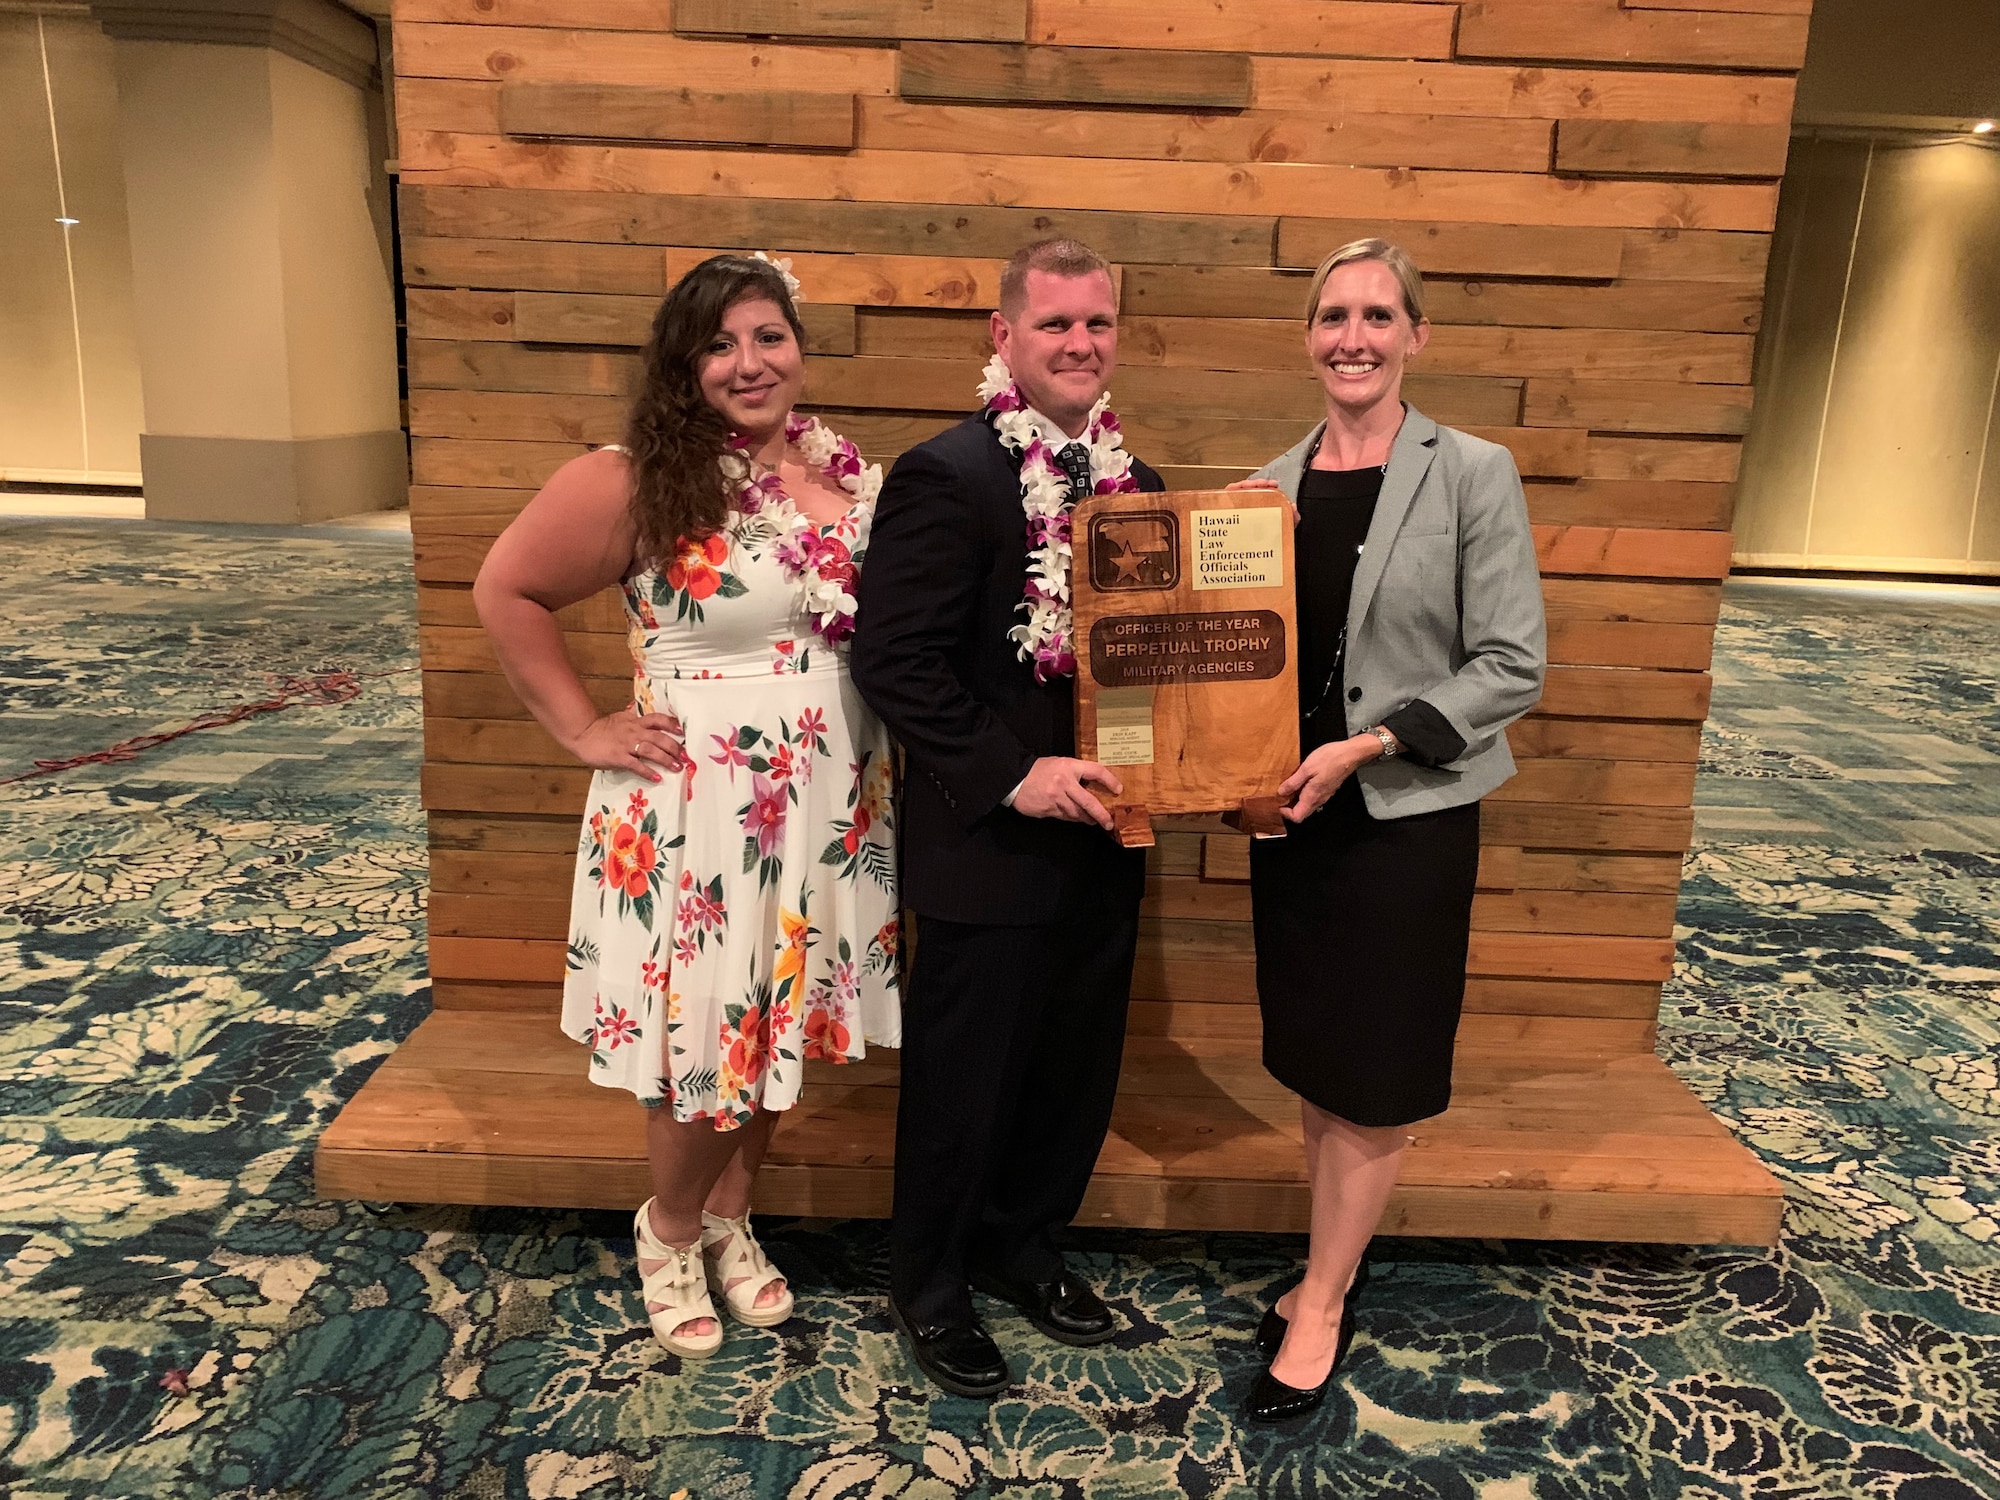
0;523;1995;1499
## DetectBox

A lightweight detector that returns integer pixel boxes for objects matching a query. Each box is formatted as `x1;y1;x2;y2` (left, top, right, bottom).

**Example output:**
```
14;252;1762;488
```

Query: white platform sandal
701;1210;794;1328
634;1199;723;1358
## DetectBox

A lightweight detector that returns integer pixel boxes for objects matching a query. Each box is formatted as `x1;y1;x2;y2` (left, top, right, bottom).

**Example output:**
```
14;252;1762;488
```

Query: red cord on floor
0;667;417;786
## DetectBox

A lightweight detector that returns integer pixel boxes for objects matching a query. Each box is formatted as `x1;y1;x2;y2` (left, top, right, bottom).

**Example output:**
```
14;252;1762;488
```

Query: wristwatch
1369;725;1400;759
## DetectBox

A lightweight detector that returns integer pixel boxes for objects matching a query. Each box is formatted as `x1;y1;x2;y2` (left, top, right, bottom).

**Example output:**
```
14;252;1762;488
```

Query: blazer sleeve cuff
1381;699;1467;768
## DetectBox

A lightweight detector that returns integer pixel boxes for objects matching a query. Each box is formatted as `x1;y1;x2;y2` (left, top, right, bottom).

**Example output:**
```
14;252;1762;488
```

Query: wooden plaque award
1071;488;1300;848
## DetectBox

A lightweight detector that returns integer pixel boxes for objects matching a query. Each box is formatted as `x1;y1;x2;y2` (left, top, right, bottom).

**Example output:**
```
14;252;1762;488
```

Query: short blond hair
1303;238;1425;327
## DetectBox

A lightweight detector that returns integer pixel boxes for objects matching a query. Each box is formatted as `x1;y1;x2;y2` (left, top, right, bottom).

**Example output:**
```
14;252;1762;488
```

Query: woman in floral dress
474;256;900;1358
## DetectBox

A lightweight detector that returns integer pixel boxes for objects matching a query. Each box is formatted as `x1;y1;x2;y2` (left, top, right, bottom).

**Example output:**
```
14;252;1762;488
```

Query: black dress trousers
888;887;1140;1327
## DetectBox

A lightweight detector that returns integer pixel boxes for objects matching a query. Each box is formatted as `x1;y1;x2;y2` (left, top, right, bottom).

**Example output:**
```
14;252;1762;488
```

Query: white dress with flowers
561;500;900;1128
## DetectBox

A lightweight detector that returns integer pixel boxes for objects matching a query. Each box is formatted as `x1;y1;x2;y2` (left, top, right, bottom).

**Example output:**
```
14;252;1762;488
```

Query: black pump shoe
1255;1252;1369;1359
1245;1303;1356;1424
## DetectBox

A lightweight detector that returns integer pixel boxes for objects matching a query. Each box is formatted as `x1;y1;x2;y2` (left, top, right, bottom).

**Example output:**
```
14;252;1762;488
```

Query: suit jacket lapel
1346;405;1439;640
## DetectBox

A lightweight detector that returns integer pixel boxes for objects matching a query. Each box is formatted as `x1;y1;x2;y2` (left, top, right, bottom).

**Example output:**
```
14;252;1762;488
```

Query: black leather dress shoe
971;1266;1118;1346
1245;1302;1356;1424
1256;1253;1369;1359
889;1299;1009;1398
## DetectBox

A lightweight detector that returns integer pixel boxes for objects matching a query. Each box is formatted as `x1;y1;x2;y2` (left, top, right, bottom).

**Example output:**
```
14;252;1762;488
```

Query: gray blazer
1251;405;1547;819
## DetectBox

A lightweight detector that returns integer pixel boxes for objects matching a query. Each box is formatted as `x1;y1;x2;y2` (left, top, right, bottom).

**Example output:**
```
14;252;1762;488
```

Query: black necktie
1055;441;1093;502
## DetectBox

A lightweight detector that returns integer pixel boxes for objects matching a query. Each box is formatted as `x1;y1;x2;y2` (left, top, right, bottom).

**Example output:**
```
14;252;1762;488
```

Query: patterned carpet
0;520;1995;1499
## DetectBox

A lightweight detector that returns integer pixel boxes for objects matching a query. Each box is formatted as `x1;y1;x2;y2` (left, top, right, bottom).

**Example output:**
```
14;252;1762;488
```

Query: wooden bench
316;1008;1779;1245
317;832;1783;1247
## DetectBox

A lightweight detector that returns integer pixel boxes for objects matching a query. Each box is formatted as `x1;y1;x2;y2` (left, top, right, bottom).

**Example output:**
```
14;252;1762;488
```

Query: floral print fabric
561;505;899;1127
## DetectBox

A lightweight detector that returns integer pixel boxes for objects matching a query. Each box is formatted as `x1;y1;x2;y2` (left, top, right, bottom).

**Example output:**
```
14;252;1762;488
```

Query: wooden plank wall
391;1;1807;1074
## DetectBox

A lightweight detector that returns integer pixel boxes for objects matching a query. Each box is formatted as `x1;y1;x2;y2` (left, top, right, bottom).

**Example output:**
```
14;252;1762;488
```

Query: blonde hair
1303;238;1426;327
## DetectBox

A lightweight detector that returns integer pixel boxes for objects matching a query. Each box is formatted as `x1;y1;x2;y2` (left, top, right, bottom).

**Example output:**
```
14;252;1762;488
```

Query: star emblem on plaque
1089;513;1179;591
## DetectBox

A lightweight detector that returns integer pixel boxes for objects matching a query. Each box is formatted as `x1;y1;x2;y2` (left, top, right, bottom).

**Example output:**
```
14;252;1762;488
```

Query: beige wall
1735;136;2000;574
0;12;143;482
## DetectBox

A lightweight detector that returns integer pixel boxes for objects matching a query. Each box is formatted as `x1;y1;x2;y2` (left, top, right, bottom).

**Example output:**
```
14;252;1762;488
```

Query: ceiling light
55;216;78;225
1975;121;1996;134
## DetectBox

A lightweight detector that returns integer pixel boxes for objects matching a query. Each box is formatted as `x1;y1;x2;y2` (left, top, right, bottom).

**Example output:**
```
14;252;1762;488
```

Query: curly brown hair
622;255;806;566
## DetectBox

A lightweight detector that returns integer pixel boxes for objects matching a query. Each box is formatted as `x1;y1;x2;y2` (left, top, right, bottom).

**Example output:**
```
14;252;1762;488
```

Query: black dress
1248;464;1481;1128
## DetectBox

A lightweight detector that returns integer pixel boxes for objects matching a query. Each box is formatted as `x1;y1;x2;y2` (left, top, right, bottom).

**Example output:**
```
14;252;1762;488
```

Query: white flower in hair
752;251;804;302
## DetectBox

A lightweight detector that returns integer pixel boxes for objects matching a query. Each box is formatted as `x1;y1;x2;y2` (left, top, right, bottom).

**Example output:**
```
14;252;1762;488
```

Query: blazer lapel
1346;405;1440;639
1260;421;1324;497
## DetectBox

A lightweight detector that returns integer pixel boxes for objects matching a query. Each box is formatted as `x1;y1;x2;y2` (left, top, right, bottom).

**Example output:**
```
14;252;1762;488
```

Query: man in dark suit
851;238;1166;1398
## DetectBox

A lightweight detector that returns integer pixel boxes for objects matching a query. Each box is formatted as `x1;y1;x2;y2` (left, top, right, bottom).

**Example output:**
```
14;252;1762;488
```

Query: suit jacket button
1347;687;1362;702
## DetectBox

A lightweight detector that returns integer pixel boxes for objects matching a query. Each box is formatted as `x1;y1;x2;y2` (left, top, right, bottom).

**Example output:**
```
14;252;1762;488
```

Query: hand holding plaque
1070;488;1300;847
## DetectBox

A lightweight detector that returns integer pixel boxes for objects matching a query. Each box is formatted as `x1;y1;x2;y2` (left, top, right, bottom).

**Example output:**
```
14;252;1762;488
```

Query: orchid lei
722;410;881;646
976;353;1140;682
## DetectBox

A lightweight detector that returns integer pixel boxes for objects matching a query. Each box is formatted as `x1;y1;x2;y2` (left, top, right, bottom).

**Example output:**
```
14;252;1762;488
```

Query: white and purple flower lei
723;410;881;647
977;353;1140;682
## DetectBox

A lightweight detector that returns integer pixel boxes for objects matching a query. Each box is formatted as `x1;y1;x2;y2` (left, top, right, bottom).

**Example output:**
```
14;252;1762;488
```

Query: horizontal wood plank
1618;228;1772;284
392;23;902;92
1030;0;1455;57
1118;266;1764;341
397;135;1781;231
398;183;1279;265
407;286;518;341
1586;436;1741;483
1117;315;1751;382
1526;380;1754;437
1251;54;1794;126
1535;526;1735;579
1424;279;1762;335
674;0;1028;42
1536;665;1711;721
1277;219;1624;278
898;40;1252;109
403;235;665;294
517;292;856;352
1524;479;1734;531
1456;0;1809;69
1555;119;1791;179
393;0;672;26
663;248;1017;310
855;100;1556;173
1624;0;1810;13
498;83;857;148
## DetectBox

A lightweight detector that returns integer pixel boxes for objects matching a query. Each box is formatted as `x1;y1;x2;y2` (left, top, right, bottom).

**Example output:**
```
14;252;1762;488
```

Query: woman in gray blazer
1238;239;1545;1422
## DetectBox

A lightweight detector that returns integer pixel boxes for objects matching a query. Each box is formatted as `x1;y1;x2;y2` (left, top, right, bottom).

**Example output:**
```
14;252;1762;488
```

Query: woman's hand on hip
566;705;687;783
1277;735;1380;823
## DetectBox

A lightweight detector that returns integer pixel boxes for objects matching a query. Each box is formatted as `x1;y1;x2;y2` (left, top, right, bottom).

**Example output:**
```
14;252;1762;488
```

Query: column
92;0;405;523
